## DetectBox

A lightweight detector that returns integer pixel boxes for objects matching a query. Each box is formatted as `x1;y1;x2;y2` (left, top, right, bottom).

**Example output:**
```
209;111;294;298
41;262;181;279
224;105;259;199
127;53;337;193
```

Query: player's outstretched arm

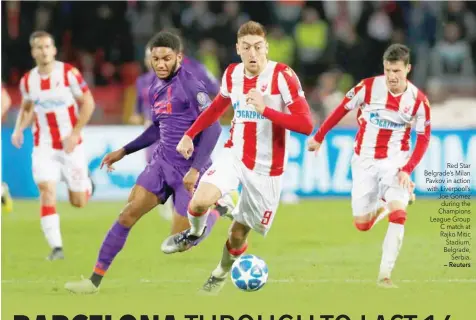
400;97;431;175
123;123;161;155
312;101;350;143
101;124;161;172
313;81;366;143
185;94;230;139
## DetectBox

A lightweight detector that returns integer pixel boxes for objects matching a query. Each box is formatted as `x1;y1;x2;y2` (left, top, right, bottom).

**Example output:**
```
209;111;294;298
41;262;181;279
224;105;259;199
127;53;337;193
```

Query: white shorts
351;152;411;216
32;144;90;192
200;149;282;236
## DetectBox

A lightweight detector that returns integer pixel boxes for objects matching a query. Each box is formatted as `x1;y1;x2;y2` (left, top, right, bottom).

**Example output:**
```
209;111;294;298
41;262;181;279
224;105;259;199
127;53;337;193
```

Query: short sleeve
19;74;31;101
67;67;89;97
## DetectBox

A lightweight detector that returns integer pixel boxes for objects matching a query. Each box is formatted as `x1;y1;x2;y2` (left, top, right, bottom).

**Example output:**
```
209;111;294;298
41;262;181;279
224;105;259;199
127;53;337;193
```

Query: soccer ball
230;254;268;292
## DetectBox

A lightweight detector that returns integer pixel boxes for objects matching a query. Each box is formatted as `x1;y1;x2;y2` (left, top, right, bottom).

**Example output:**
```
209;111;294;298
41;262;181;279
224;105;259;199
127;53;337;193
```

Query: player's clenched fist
100;148;126;172
307;137;321;154
11;130;24;148
246;88;265;114
176;135;194;160
183;168;199;194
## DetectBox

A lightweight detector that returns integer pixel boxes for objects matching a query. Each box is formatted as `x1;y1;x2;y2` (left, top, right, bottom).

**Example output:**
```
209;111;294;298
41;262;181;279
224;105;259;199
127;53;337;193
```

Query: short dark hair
383;43;410;65
29;31;55;46
147;31;182;52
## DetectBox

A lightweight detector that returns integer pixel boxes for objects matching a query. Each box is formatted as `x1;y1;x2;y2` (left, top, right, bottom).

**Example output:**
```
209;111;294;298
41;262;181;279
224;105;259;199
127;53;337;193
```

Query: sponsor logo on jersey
153;100;171;114
369;112;406;129
34;99;68;109
402;105;412;114
236;110;266;120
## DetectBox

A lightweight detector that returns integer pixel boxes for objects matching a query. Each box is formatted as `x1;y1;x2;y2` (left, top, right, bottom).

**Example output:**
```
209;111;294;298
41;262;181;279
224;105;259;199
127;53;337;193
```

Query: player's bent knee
189;190;218;213
190;182;222;213
118;186;159;227
70;198;86;208
118;200;149;227
118;204;139;227
69;192;88;208
189;199;212;214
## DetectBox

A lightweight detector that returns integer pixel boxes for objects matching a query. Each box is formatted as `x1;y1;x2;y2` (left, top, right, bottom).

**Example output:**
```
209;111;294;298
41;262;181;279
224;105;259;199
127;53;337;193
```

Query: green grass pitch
2;199;475;319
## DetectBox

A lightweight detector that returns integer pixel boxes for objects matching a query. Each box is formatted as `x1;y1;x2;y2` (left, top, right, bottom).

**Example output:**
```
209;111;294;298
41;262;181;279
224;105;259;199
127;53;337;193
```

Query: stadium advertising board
2;126;475;199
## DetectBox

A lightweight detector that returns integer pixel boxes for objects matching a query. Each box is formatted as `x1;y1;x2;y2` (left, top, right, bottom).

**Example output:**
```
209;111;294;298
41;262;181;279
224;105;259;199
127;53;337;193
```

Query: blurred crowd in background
2;1;476;127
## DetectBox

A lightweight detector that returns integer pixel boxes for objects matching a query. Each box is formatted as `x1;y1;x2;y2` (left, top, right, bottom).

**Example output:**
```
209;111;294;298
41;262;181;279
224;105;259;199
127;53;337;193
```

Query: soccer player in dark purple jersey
65;31;227;294
132;46;224;222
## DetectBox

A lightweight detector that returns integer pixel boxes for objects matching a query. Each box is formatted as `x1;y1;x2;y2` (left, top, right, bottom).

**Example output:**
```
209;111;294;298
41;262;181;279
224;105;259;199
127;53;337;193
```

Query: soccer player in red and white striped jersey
308;44;431;288
162;21;313;293
11;31;95;261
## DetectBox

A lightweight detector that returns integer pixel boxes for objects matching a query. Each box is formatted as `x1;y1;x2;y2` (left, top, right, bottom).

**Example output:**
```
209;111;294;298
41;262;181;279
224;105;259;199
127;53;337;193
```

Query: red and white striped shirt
314;75;431;173
185;60;312;176
222;61;308;176
19;61;89;150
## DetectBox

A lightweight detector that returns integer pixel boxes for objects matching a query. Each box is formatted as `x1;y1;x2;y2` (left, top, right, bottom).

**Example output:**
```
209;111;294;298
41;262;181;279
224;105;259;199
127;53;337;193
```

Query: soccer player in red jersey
308;44;431;288
11;31;95;260
163;21;313;294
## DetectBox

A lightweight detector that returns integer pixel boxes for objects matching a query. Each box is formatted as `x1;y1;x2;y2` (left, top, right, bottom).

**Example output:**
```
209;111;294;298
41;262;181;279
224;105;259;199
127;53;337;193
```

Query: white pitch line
2;278;475;285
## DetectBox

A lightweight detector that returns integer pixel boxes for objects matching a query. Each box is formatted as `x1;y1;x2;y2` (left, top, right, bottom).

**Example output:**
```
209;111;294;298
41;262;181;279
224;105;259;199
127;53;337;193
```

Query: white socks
379;222;404;279
212;263;228;279
41;213;63;249
188;208;210;237
212;240;248;279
